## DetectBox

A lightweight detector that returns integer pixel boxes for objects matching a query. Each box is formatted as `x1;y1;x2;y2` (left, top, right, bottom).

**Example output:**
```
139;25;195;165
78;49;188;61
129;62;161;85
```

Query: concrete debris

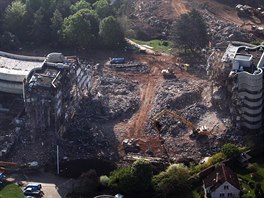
89;75;140;119
106;61;150;73
58;75;140;160
203;11;253;44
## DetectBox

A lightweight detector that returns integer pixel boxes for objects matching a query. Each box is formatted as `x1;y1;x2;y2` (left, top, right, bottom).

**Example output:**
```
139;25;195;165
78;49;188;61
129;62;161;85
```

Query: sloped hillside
130;0;264;40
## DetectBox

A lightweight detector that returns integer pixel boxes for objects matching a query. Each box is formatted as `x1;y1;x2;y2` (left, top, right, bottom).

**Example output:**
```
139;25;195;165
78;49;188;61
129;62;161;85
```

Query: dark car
24;183;42;191
23;188;44;197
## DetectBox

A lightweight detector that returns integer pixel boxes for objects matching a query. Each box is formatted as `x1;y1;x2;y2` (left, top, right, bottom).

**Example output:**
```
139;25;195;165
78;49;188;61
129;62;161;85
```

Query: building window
220;193;225;197
224;185;229;190
228;193;233;197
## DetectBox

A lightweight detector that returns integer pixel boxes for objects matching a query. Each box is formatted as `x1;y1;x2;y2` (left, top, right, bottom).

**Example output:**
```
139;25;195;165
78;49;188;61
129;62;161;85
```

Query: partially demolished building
0;51;93;140
223;42;264;129
23;53;81;138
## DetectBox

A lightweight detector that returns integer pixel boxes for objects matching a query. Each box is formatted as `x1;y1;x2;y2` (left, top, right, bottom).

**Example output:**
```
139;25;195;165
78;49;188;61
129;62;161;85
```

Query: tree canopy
99;16;125;48
109;160;153;194
0;0;125;50
4;0;27;39
222;143;240;158
171;9;209;51
62;8;99;48
152;164;191;197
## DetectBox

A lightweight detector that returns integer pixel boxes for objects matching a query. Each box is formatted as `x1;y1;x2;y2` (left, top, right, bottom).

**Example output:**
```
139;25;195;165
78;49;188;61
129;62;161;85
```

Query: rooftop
0;51;44;72
204;164;240;191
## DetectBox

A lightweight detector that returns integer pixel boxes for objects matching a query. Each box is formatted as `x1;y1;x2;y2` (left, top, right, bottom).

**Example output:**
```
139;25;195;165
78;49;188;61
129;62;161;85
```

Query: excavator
152;109;211;138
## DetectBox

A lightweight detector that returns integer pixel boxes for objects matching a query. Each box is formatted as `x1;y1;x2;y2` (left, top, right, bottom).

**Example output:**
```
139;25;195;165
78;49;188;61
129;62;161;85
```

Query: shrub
152;164;191;197
131;160;153;191
222;143;240;158
100;175;109;187
109;160;153;194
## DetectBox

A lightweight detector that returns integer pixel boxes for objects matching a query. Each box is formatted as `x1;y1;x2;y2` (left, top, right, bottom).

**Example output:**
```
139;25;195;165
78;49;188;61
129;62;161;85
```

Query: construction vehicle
161;67;175;78
152;109;210;138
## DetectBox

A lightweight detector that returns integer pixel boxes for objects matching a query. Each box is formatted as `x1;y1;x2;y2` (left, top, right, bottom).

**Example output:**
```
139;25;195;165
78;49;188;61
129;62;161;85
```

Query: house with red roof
203;164;240;198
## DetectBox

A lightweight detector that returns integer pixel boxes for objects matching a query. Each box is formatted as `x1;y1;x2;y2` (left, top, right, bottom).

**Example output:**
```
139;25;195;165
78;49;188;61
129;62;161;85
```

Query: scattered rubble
89;75;140;119
106;61;150;73
203;11;253;44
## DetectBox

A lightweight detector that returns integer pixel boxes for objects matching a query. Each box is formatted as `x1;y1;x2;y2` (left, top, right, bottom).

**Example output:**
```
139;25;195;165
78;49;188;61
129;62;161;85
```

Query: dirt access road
112;53;208;158
113;55;171;156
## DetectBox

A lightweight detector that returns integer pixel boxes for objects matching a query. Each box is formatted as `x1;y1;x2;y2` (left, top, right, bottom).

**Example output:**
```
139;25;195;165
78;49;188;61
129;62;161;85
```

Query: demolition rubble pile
142;80;246;161
88;75;140;119
106;61;150;73
0;131;16;158
129;0;172;39
203;11;253;44
62;119;119;161
61;75;140;160
146;80;204;134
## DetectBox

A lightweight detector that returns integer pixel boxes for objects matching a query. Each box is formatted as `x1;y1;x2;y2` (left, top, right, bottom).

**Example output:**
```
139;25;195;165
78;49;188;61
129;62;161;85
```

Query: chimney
216;172;219;183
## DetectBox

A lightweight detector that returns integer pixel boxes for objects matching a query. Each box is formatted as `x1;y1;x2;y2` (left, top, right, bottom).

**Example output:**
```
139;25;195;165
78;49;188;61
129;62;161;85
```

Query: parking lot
11;172;75;198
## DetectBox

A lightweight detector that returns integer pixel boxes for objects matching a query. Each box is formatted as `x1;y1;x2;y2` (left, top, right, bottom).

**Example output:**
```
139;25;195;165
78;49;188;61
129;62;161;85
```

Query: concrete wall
237;68;263;129
0;81;23;94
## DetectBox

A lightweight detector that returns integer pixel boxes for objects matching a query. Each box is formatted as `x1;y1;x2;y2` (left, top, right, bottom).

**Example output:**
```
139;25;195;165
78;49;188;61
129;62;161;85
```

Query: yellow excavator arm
153;109;197;132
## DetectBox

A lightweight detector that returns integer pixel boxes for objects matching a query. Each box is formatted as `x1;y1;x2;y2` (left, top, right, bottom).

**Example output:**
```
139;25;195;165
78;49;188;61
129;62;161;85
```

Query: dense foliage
108;160;153;194
221;143;240;158
0;0;125;50
152;164;191;197
171;9;209;52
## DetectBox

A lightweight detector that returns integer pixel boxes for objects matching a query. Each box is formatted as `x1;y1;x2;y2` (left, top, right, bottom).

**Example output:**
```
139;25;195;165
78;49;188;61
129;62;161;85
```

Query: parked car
23;188;44;197
24;183;42;191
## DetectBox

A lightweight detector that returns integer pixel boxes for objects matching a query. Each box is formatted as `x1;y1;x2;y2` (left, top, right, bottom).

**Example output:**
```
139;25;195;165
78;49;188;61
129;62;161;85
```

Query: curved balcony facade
237;68;263;129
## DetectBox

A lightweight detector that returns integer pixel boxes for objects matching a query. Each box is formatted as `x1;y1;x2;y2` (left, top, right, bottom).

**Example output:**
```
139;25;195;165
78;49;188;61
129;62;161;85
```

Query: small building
203;164;240;198
237;152;252;167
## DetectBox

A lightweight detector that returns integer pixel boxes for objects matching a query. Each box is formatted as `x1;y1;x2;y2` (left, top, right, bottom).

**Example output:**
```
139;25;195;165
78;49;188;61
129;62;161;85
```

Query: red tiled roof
203;164;240;191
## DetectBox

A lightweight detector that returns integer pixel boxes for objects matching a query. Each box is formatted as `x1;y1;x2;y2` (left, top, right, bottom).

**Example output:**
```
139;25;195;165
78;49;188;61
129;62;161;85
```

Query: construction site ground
3;0;262;167
99;51;239;162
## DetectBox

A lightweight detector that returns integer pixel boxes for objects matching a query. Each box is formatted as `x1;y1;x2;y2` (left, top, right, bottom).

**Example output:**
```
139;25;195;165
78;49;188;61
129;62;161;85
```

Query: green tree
171;9;209;51
131;160;153;192
222;143;240;158
152;164;191;197
99;16;124;48
50;9;63;41
93;0;113;19
109;167;137;194
73;169;99;195
0;32;20;50
70;0;91;14
29;8;49;43
61;8;99;48
54;0;72;17
109;160;153;194
25;0;42;13
3;0;27;39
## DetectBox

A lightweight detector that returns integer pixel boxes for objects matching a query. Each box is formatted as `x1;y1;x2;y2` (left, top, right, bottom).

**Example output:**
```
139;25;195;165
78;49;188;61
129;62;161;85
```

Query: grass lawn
0;183;24;198
131;39;173;53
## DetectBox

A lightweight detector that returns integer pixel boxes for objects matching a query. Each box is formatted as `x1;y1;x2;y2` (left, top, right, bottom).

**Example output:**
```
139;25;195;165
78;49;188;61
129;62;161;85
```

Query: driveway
10;172;75;198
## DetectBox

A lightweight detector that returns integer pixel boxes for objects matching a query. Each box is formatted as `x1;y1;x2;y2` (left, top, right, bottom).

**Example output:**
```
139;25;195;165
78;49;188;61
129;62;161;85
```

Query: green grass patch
0;183;24;198
131;39;173;53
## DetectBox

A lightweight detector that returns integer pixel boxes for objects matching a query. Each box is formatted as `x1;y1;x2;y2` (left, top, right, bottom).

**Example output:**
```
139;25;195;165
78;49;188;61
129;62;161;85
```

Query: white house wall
211;181;240;198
